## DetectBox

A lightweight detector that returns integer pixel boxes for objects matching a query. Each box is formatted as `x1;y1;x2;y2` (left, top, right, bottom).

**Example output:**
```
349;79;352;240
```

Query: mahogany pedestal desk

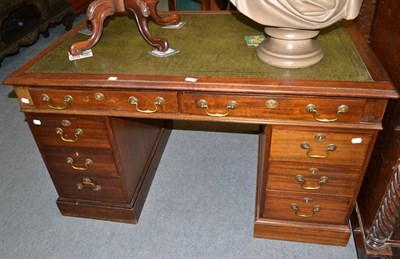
4;13;398;246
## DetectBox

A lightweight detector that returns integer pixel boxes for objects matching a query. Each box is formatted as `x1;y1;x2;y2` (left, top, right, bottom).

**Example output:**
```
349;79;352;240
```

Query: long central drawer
181;92;366;122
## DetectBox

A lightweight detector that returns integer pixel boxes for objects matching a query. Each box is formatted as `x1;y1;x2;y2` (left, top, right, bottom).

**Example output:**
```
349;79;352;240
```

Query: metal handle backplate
295;175;329;190
56;127;83;143
300;142;337;159
197;99;238;117
290;204;321;218
66;157;93;171
128;96;165;114
306;104;348;123
42;94;73;110
77;178;101;191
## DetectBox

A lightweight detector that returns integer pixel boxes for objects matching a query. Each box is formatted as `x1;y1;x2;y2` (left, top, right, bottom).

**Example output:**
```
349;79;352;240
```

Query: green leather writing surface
28;13;371;82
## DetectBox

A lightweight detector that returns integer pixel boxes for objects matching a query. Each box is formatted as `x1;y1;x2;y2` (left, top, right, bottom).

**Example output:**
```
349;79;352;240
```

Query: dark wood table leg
70;0;117;55
70;0;181;55
125;0;180;51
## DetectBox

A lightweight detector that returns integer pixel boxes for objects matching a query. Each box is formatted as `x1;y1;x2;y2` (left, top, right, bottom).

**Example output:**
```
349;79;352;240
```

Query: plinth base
257;27;323;68
254;218;351;246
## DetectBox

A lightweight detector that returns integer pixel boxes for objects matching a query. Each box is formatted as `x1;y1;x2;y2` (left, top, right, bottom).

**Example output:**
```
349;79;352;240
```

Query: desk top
4;12;398;99
29;14;370;81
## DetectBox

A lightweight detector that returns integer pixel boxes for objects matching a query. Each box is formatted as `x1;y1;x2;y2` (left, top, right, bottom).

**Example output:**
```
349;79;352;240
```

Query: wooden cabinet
3;12;398;246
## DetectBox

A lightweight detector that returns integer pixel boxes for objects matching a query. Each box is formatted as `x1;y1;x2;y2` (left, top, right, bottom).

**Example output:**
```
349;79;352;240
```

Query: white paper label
21;98;30;104
351;138;363;144
185;77;198;82
108;76;118;81
33;119;42;125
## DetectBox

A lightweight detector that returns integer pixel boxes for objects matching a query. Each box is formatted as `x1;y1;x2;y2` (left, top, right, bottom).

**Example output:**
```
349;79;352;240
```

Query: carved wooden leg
147;0;181;26
125;0;178;52
69;0;116;56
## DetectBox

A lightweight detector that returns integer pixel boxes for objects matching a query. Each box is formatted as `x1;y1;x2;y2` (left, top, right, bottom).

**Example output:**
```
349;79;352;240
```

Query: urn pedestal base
257;27;323;68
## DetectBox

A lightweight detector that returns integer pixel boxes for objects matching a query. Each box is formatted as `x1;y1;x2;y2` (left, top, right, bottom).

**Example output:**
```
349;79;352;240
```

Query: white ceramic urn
230;0;364;68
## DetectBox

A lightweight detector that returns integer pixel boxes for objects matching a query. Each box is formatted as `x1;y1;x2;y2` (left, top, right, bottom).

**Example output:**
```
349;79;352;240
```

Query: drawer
263;190;351;225
266;163;360;197
28;89;178;114
181;93;366;122
269;128;372;166
52;174;128;203
42;147;118;177
27;114;110;148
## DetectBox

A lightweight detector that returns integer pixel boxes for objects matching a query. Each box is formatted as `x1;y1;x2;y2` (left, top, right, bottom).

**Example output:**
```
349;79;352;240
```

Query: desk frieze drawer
27;114;110;148
181;93;367;123
28;89;179;114
263;190;351;225
52;174;128;203
266;163;360;196
42;146;118;177
269;128;372;167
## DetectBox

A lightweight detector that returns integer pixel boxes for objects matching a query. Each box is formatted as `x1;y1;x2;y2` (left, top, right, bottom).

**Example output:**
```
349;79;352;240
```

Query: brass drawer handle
295;175;329;190
66;157;93;171
197;99;238;117
42;94;73;110
306;104;349;123
56;127;83;143
290;204;321;218
128;96;165;114
76;178;101;191
300;142;337;159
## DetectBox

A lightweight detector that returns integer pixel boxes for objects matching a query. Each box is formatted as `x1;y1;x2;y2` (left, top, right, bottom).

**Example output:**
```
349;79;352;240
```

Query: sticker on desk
78;28;93;36
149;48;179;58
351;138;363;144
33;119;42;126
68;49;93;61
245;35;266;47
162;21;186;29
20;98;30;104
185;77;198;83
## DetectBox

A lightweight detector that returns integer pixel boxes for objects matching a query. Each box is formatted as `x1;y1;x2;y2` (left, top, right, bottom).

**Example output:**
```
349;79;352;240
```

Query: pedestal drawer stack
26;114;169;223
255;123;377;245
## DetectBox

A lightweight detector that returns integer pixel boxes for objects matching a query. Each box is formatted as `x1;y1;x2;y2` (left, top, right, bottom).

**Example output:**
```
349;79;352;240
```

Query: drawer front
52;174;128;203
266;163;360;196
269;128;372;166
263;190;351;225
29;89;178;114
27;115;110;148
42;147;118;177
181;93;366;122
